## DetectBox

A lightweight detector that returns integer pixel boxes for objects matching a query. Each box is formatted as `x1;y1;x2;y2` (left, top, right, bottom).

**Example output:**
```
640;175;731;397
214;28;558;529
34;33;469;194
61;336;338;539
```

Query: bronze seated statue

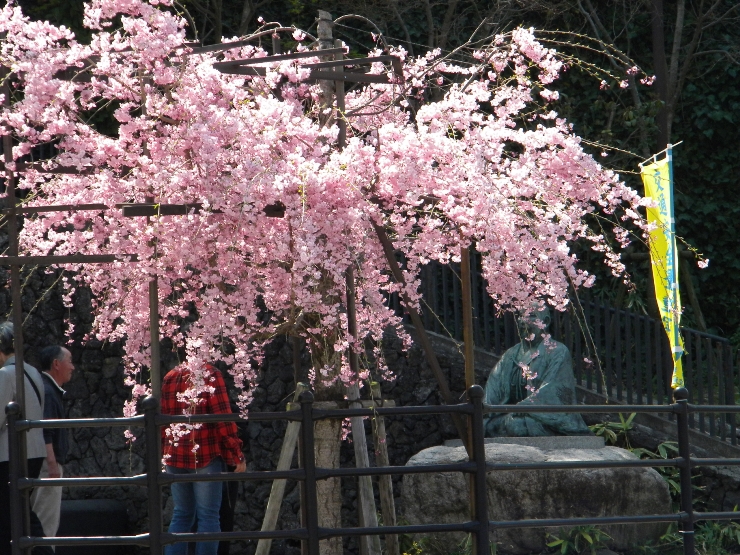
483;306;592;437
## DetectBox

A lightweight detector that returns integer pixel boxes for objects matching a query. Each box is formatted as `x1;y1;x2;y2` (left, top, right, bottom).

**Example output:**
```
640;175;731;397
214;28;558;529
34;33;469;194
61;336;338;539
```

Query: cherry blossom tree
0;0;643;414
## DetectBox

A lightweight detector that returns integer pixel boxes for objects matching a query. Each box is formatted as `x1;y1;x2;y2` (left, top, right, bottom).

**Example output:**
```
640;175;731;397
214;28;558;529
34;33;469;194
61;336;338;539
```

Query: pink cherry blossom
0;2;644;415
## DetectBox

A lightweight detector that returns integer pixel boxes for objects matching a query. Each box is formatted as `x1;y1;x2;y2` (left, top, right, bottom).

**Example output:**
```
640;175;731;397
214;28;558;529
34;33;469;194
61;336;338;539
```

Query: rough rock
402;443;671;554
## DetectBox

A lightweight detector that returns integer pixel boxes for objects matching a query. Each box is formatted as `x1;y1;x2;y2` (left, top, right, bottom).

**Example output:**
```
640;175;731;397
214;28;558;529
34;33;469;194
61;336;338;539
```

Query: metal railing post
143;396;163;555
673;387;695;555
468;385;490;555
299;391;320;555
6;402;23;555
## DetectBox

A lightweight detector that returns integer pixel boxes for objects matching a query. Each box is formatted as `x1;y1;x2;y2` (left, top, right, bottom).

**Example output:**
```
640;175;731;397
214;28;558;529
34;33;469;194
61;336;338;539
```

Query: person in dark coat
31;346;75;542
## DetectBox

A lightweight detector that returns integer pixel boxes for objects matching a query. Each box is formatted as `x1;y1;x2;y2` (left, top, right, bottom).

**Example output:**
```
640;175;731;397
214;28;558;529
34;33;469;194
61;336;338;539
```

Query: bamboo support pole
461;246;476;392
331;34;381;555
144;195;161;398
2;68;32;545
2;71;25;414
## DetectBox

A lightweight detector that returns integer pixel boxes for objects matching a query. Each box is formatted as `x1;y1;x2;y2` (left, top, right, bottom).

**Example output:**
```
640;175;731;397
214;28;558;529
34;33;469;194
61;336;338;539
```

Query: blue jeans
165;457;224;555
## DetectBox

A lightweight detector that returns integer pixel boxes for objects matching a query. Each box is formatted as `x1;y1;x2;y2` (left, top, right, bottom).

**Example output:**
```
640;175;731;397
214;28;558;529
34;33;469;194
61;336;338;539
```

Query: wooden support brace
347;382;382;555
345;261;381;555
371;221;470;452
255;383;308;555
369;382;400;555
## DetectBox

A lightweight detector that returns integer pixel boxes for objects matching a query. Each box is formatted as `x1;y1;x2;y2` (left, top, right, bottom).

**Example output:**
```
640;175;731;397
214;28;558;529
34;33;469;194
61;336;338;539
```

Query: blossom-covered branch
0;0;643;414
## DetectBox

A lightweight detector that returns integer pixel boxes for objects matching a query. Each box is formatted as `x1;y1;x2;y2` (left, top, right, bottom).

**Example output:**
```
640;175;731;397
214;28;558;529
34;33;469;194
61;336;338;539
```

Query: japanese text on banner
640;151;684;388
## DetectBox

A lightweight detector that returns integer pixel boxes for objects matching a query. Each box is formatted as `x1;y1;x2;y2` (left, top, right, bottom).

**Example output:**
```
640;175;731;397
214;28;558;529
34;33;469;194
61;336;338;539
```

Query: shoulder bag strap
24;369;43;405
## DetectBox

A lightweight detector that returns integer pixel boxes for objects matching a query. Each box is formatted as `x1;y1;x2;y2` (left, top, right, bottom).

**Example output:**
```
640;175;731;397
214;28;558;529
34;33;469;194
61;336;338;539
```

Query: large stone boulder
402;439;671;554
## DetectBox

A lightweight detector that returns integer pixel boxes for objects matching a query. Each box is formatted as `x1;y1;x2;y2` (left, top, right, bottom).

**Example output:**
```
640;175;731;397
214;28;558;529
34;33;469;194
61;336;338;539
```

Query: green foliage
633;523;683;555
546;525;611;555
398;532;497;555
673;58;740;339
397;516;424;555
695;518;740;555
401;539;424;555
589;413;636;448
630;441;682;506
633;520;740;555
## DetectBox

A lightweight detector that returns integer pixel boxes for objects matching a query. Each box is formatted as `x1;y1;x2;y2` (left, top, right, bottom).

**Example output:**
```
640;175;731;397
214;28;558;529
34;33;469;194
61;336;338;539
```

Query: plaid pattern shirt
161;364;244;469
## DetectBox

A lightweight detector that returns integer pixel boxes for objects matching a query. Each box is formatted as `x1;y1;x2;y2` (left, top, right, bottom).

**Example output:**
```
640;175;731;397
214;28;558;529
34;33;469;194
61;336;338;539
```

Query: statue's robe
483;340;591;437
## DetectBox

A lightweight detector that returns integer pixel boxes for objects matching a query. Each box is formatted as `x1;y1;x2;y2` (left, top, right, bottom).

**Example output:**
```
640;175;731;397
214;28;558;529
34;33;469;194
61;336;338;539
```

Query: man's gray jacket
0;357;46;462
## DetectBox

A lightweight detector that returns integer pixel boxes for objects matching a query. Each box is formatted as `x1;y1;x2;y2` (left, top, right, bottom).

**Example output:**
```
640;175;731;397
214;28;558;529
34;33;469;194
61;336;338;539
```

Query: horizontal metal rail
3;386;724;555
18;456;700;489
15;402;698;433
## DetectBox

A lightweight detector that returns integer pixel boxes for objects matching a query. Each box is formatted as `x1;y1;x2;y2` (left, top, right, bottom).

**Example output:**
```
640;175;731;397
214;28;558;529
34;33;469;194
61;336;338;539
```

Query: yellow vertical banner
640;147;684;388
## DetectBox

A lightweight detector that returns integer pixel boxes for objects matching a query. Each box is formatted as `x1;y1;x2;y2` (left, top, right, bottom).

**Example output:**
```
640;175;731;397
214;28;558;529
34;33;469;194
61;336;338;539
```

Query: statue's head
516;304;551;343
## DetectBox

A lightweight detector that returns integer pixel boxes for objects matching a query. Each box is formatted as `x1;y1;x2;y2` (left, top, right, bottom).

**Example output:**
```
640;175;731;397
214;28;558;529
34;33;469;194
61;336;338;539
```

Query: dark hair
39;346;65;372
0;322;14;355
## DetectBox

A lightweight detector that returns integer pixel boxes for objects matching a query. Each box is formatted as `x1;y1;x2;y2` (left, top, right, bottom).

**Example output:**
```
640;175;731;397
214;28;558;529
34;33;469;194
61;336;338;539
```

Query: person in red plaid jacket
161;363;246;555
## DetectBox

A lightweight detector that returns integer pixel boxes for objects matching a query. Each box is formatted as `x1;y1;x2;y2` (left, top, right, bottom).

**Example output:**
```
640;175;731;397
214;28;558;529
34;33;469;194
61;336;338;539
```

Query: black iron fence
6;387;740;555
550;302;738;445
412;258;738;443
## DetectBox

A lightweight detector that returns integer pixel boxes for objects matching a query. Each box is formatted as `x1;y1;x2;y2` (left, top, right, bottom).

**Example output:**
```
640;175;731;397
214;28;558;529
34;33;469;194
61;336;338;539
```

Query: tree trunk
314;414;343;555
212;0;223;44
651;0;669;151
238;0;254;36
437;0;460;52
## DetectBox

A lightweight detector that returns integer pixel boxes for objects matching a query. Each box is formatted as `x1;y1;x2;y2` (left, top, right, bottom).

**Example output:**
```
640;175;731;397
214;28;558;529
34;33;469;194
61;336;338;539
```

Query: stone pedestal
402;439;671;554
444;435;606;449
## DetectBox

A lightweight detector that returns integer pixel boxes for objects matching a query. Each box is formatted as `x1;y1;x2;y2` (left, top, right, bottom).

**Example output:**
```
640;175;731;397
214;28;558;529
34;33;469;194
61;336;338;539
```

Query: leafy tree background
15;0;740;345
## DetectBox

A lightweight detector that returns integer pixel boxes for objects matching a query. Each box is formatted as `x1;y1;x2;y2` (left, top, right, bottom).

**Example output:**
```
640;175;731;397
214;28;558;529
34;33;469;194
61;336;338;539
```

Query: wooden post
2;66;31;546
144;196;161;398
255;383;309;555
347;382;382;555
333;39;347;150
316;10;334;128
346;263;381;555
460;246;478;551
370;382;400;555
